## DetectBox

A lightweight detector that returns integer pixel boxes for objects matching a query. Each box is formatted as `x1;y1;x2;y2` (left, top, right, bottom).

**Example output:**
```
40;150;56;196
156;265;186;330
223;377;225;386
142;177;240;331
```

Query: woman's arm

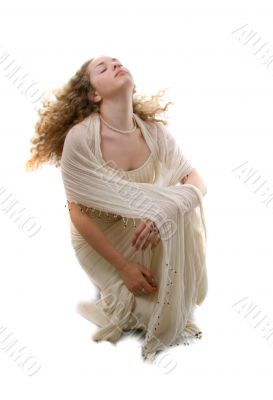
69;202;128;271
180;168;207;196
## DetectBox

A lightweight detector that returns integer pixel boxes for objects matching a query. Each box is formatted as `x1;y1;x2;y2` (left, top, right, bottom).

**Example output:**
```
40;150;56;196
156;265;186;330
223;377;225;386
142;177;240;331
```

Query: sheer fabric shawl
60;112;208;361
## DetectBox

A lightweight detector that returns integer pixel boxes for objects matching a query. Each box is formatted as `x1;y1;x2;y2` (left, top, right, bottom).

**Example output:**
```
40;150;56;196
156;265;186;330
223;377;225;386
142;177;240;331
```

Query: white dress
70;145;167;333
62;113;207;360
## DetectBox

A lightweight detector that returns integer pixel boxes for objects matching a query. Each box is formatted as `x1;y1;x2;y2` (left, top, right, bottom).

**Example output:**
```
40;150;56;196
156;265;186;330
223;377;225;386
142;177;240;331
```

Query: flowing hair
24;57;173;171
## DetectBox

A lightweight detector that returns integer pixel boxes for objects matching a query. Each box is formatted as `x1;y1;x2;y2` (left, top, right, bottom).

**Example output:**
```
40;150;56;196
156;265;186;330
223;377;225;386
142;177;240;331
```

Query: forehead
88;56;120;72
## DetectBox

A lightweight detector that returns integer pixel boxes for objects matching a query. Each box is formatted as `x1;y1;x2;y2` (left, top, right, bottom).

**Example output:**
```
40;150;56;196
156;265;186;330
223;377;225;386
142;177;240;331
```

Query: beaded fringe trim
65;201;136;228
141;326;203;362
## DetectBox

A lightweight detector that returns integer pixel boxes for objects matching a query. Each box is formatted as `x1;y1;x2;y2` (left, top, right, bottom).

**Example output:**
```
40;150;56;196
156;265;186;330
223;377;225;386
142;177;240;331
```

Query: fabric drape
60;112;208;361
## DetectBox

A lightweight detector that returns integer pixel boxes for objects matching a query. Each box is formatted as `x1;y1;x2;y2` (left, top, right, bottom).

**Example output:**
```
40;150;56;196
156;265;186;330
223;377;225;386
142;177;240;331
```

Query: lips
115;70;126;77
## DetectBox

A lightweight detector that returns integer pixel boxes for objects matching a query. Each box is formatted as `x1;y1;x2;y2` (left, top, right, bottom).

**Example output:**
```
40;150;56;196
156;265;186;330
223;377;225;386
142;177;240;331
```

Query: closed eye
100;64;123;73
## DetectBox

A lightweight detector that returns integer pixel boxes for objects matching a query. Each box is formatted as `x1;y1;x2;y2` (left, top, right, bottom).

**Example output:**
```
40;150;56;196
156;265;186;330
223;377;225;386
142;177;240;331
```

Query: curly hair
24;57;174;171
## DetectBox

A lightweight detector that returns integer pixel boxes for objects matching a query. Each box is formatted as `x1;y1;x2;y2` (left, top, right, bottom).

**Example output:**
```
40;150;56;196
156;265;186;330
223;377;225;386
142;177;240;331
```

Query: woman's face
87;55;134;103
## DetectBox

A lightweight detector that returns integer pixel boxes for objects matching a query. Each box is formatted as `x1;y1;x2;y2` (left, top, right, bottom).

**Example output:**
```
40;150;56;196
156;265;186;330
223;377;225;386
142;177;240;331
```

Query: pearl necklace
99;113;137;135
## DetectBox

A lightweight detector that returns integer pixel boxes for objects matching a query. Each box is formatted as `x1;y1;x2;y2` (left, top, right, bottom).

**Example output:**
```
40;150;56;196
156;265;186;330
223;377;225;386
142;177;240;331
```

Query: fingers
143;273;157;289
140;224;161;251
132;219;154;250
132;267;158;296
141;268;157;289
131;219;147;246
131;219;150;247
141;230;160;250
135;280;156;296
150;234;161;250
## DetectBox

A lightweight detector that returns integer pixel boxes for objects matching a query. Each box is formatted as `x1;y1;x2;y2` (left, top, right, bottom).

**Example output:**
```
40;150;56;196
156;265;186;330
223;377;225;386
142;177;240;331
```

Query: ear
89;90;101;104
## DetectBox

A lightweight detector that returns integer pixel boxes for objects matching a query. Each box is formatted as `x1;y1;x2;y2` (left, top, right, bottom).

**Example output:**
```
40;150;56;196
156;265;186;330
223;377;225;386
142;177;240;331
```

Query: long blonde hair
24;57;173;171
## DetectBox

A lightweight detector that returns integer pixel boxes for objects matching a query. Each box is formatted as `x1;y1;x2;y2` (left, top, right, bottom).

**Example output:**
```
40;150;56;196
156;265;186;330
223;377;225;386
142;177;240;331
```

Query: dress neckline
96;113;153;173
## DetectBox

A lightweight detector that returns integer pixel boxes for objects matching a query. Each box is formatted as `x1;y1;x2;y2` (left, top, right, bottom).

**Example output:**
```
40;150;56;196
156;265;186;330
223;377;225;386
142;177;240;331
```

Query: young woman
25;55;208;362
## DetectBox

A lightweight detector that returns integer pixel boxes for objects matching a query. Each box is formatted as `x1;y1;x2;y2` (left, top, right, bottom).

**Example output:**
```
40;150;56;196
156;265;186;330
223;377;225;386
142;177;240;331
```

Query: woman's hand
131;218;161;251
117;261;158;296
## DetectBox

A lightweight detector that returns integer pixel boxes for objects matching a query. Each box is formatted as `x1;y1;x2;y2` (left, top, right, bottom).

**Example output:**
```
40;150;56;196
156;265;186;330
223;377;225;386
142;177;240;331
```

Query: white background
0;0;273;398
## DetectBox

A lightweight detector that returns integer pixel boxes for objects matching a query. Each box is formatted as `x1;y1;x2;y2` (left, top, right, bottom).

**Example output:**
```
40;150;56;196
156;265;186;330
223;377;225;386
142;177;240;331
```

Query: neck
99;93;135;131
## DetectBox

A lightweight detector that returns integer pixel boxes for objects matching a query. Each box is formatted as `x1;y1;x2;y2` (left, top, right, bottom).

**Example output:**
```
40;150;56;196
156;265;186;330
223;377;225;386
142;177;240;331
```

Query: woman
25;54;208;362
